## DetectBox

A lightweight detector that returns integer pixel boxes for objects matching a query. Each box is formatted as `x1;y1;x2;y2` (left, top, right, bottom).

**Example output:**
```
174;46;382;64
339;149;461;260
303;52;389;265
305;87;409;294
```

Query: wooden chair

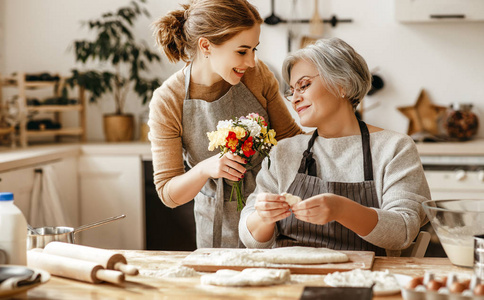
400;231;431;258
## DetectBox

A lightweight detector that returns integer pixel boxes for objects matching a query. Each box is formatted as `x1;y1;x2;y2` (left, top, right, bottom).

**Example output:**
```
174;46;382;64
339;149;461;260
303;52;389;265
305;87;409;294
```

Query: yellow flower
264;129;277;145
207;129;229;151
233;126;246;139
260;127;267;135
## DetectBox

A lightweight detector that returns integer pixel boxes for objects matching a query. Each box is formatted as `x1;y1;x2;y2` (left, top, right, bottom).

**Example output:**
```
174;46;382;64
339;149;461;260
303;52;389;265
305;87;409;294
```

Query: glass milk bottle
0;192;27;265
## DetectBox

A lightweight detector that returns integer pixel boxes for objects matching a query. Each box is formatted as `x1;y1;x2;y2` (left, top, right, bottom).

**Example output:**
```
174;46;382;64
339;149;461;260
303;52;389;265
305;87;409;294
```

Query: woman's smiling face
288;59;346;128
208;24;261;85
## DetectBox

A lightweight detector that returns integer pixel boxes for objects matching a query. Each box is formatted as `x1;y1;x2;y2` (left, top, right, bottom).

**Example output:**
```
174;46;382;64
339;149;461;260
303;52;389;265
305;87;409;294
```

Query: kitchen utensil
0;266;50;298
27;251;124;285
422;199;484;267
182;248;374;274
309;0;324;36
27;224;39;235
475;234;484;280
27;214;126;250
42;242;139;275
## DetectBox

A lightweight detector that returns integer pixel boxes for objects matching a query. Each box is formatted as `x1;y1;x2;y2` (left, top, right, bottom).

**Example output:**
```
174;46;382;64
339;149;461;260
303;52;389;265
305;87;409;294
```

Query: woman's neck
317;110;361;138
190;57;222;86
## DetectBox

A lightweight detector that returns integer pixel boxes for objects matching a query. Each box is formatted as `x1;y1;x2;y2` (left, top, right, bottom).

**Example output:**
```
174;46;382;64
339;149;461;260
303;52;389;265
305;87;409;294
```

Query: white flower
240;119;261;137
216;120;234;130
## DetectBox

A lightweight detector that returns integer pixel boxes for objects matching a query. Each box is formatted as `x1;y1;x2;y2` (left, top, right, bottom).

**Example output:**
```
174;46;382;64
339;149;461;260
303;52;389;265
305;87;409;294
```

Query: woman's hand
198;152;246;181
291;193;341;225
254;193;291;225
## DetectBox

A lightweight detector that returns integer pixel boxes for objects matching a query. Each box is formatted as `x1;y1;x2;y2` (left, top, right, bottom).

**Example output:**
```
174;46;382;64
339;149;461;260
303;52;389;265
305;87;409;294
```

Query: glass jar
443;103;479;140
139;110;150;142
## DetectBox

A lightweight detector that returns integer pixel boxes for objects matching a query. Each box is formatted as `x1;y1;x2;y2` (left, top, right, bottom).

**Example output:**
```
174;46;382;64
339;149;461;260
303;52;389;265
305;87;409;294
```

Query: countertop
17;250;473;300
1;138;484;173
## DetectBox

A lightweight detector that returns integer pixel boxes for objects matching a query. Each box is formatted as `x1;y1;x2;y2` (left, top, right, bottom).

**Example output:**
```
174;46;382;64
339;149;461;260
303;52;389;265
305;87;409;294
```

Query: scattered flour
324;269;400;293
140;266;199;278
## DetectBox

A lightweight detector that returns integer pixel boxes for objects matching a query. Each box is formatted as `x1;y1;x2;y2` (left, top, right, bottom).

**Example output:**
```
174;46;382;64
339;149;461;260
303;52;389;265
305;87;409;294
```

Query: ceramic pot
103;114;134;142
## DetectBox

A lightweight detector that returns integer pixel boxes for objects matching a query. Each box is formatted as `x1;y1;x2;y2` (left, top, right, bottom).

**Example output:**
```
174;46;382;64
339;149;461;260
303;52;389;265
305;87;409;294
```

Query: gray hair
282;37;371;110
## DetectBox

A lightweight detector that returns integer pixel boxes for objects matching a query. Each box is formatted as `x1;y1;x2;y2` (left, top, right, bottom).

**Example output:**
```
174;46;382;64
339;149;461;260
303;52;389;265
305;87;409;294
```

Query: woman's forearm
166;163;210;205
246;211;276;242
335;196;378;236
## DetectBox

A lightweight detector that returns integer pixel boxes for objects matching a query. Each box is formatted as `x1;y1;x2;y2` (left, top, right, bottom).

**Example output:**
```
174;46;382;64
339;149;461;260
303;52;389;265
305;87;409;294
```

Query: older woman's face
289;60;346;128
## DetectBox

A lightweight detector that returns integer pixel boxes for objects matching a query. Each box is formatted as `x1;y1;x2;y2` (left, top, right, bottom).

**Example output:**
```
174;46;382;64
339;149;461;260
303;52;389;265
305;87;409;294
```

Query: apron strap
358;119;374;181
297;130;319;176
212;178;224;248
183;63;192;100
297;120;374;181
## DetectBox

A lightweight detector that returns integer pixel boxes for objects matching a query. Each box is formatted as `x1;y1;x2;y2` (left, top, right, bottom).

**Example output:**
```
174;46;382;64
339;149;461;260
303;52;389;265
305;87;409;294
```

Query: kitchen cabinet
0;157;79;227
0;73;86;147
78;154;144;250
395;0;484;22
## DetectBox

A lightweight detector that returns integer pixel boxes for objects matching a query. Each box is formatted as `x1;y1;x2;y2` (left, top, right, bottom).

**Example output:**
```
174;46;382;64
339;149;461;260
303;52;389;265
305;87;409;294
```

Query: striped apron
276;119;386;256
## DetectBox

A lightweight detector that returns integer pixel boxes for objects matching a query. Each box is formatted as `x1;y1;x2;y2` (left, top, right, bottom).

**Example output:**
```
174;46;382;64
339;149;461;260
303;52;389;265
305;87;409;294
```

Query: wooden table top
14;250;474;300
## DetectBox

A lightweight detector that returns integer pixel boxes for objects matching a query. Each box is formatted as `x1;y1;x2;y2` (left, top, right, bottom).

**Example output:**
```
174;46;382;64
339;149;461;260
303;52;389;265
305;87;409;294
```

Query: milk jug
0;192;27;265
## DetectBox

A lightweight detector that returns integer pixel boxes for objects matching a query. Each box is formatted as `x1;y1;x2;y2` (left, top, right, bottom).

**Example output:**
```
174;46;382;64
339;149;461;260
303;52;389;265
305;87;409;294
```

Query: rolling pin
43;242;139;275
27;250;125;285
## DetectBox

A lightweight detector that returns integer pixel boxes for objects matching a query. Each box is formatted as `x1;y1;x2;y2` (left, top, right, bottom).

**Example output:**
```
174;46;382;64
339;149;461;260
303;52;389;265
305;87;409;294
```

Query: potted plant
65;0;162;141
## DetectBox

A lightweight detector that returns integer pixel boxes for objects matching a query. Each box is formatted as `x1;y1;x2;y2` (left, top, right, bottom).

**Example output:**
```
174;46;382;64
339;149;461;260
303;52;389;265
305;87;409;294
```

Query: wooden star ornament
397;89;447;136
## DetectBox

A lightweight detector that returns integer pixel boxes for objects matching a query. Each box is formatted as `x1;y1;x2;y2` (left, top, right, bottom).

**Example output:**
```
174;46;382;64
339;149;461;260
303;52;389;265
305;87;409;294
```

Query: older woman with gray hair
239;38;430;256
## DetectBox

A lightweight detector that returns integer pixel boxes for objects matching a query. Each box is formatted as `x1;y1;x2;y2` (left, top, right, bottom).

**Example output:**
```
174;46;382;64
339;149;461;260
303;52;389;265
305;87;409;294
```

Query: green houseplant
65;0;162;141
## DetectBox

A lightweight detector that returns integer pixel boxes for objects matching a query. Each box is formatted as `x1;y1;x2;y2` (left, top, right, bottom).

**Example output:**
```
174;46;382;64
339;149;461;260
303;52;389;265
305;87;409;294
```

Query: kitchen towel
29;165;68;227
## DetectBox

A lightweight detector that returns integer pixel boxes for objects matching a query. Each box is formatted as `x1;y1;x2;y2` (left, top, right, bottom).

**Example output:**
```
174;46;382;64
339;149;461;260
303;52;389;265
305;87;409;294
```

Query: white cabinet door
0;167;35;217
0;157;79;227
78;155;143;250
425;170;484;200
395;0;484;22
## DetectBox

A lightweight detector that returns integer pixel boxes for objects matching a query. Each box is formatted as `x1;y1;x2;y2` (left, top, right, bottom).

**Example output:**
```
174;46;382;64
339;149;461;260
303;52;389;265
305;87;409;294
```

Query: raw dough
200;268;291;286
324;269;400;295
281;192;302;206
250;246;349;264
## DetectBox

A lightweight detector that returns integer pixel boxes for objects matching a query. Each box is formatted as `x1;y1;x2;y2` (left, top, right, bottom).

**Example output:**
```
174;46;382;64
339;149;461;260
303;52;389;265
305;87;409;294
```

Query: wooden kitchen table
13;250;473;300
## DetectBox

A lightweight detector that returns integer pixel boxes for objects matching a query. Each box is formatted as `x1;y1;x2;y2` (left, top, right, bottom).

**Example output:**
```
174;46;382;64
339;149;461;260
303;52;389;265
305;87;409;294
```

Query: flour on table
281;192;302;206
324;269;400;293
140;266;199;278
250;246;349;264
201;268;291;286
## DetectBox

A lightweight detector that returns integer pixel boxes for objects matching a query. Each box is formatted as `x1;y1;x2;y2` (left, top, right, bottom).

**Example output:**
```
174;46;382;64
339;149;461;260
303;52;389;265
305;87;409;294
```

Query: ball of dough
281;192;302;206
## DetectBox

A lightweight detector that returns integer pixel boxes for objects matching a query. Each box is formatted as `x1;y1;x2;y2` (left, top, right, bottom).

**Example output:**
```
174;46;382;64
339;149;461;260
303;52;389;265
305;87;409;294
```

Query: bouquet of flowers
207;113;277;211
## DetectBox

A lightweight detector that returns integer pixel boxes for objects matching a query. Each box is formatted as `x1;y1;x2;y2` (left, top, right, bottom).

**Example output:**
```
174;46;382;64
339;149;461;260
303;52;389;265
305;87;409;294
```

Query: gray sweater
239;129;431;254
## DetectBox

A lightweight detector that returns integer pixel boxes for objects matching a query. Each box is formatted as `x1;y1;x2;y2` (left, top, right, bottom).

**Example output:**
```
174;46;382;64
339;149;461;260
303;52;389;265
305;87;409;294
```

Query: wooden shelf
0;72;86;147
27;105;83;112
0;127;14;136
26;127;84;137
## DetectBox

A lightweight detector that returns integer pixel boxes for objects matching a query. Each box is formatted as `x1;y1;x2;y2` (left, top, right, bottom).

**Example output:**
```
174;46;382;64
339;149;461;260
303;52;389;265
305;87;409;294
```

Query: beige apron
276;119;386;256
182;64;268;248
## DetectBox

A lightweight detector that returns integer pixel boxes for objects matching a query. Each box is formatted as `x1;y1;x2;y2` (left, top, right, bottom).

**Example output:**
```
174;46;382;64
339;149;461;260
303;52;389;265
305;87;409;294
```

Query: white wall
2;0;484;140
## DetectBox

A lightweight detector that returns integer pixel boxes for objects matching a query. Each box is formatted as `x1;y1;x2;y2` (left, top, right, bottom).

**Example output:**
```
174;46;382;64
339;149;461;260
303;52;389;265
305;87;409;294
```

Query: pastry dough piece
281;192;302;206
250;246;349;264
200;268;290;286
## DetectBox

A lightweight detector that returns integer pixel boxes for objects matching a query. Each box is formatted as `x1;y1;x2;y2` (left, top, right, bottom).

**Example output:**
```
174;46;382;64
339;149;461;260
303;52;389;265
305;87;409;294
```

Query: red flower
241;136;256;157
226;131;238;152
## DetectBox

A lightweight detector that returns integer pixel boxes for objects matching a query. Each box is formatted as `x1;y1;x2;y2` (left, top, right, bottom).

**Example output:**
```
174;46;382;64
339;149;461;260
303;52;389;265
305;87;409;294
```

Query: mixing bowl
422;199;484;267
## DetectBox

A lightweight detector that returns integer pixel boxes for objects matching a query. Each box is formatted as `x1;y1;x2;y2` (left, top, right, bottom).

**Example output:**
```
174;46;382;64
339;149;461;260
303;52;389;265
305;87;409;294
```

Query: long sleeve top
148;59;302;207
239;129;431;253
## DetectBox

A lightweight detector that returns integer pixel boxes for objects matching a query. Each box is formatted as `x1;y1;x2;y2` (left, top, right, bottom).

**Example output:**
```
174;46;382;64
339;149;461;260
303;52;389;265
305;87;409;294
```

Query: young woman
239;38;430;256
149;0;302;249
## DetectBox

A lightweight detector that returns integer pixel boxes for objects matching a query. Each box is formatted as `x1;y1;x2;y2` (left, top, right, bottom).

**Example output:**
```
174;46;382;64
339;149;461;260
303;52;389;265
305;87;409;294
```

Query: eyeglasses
284;74;319;102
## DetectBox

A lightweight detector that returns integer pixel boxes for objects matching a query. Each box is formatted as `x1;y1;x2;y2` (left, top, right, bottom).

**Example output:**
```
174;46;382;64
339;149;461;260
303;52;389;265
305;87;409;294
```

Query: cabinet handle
430;14;465;19
455;170;467;181
478;170;484;182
